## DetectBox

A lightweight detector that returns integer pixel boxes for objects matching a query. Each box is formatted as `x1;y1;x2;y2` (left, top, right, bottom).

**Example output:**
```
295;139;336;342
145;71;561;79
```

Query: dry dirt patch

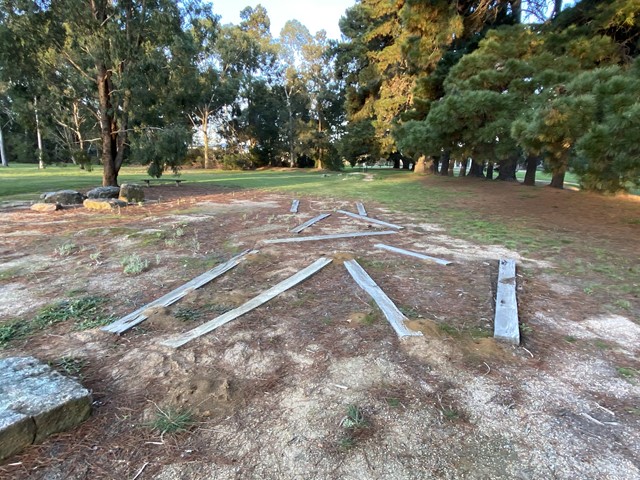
0;184;639;479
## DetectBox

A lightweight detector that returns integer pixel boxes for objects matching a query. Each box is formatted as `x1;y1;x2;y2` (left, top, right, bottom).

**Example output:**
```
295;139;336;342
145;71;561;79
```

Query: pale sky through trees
211;0;356;39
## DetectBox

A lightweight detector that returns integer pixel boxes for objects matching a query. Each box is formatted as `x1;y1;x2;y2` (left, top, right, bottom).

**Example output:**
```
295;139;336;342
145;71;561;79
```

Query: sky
211;0;357;40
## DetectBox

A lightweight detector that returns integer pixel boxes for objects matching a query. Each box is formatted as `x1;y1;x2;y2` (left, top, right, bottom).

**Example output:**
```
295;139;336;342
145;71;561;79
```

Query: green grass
0;296;113;348
149;406;194;434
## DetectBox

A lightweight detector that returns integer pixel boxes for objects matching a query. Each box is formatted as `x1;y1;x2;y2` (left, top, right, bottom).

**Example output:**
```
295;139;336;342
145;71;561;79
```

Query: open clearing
1;172;639;479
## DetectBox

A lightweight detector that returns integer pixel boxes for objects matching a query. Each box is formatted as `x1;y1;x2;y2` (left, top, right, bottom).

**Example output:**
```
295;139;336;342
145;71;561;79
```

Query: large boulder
31;203;60;212
86;186;120;199
41;190;86;205
119;183;145;203
0;357;92;461
83;198;128;211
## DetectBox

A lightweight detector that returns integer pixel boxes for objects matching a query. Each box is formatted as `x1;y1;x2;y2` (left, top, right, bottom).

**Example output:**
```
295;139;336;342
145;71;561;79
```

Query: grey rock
0;357;92;461
119;183;145;203
83;198;128;211
42;190;86;205
86;186;120;199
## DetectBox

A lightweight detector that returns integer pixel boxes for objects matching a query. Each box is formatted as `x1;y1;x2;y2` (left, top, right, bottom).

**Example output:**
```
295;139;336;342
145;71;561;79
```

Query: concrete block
0;357;92;461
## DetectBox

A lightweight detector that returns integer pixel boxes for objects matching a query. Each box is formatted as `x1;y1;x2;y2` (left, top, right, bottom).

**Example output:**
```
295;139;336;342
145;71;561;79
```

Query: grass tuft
121;254;149;275
149;406;194;434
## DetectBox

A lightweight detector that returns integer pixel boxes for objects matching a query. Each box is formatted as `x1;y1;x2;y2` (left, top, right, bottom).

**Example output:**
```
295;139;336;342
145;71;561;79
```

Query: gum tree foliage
0;0;217;185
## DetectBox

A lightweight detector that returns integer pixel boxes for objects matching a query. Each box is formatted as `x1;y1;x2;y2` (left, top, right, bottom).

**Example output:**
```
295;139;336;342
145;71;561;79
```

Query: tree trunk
459;158;468;177
497;156;517;181
429;157;438;174
469;160;484;177
402;158;410;170
0;124;7;167
393;158;400;169
448;158;455;176
202;114;214;169
523;155;538;186
552;0;562;18
439;151;450;176
486;162;494;179
34;97;44;169
413;155;426;174
550;170;565;189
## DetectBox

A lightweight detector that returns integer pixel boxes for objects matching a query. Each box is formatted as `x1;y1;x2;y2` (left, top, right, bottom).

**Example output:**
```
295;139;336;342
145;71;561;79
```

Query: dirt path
0;183;638;479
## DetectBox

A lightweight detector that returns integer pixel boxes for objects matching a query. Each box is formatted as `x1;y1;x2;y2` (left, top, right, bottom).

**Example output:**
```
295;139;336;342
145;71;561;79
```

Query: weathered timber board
336;210;403;230
374;243;452;266
102;250;255;334
356;202;367;216
262;230;398;245
290;213;331;233
290;199;300;213
343;259;422;338
161;257;332;348
494;258;520;345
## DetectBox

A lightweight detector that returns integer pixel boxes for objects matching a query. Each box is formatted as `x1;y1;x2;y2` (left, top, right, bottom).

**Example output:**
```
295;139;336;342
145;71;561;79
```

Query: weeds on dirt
338;405;371;450
149;405;194;434
1;296;113;348
617;367;638;383
121;254;149;275
174;306;203;322
55;241;77;256
0;319;31;348
50;357;86;378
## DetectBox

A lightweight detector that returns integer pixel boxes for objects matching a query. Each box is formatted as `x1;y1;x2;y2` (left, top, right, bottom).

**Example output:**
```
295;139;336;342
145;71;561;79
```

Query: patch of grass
0;266;22;281
442;407;460;421
386;397;401;408
1;298;111;348
149;406;194;435
50;357;86;377
594;339;612;350
0;319;32;348
174;306;202;322
121;253;149;275
617;367;638;382
338;405;370;450
361;311;378;325
564;335;578;343
468;326;492;339
613;299;631;310
438;323;460;336
55;241;77;257
519;323;533;336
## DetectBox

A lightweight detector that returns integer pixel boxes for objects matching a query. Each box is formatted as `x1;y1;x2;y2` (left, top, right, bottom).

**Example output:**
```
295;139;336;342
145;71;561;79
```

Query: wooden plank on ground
161;257;332;348
290;199;300;213
374;243;452;266
290;213;331;234
343;259;422;338
262;230;398;245
493;258;520;345
356;202;367;216
336;210;403;230
102;250;255;334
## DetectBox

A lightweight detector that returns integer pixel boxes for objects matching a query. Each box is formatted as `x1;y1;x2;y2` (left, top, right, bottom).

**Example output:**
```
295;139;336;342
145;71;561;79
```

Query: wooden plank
374;243;452;266
262;230;398;245
102;250;255;334
493;258;520;345
336;210;403;230
290;213;331;233
290;199;300;213
356;202;367;217
161;257;332;348
343;259;422;338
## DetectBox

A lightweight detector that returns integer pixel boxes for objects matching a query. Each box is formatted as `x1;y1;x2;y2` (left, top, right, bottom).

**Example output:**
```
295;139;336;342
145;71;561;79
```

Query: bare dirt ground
1;179;639;479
